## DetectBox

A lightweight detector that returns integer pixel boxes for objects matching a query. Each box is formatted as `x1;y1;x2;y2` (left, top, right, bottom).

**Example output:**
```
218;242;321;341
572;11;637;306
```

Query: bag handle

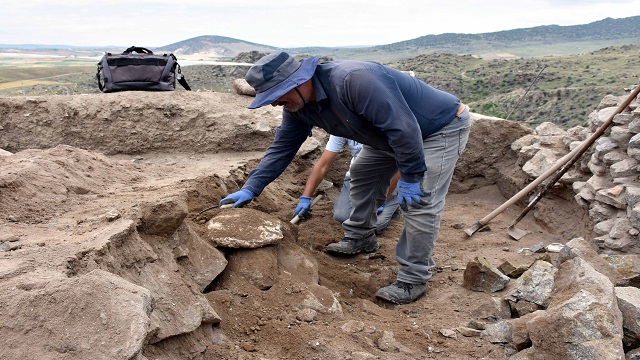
96;63;104;91
170;54;191;91
123;46;154;54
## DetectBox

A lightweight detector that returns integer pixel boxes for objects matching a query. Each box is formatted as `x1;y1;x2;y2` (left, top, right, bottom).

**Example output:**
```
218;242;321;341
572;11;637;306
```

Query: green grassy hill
389;45;640;127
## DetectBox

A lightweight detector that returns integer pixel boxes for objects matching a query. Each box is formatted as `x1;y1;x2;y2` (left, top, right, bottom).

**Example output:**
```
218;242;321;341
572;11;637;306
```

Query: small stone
341;320;365;334
239;341;255;352
105;211;121;222
467;320;486;330
440;328;457;339
0;241;22;252
0;235;20;242
529;242;546;253
309;339;325;351
457;326;482;337
545;243;564;252
377;331;401;352
351;351;376;360
296;308;317;322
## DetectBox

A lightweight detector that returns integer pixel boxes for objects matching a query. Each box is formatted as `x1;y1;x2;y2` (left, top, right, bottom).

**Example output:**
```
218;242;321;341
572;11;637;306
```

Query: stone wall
512;86;640;253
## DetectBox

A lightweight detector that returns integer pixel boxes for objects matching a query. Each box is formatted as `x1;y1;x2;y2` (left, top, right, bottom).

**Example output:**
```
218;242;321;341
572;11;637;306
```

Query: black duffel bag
96;46;191;93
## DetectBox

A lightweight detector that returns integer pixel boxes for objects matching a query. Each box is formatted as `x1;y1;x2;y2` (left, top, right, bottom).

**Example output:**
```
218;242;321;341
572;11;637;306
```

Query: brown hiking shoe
325;234;379;255
375;281;428;304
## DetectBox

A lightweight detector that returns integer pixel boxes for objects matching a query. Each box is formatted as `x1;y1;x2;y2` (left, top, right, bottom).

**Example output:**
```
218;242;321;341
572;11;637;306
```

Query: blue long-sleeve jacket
242;59;461;195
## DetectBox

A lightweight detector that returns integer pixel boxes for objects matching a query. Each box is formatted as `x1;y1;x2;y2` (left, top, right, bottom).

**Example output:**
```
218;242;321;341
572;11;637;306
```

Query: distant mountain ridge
147;15;640;61
1;15;639;62
153;35;277;57
388;16;640;48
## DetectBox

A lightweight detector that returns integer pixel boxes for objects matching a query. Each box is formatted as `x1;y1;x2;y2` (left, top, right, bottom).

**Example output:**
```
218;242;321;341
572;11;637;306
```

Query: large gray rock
527;257;624;359
522;148;562;178
0;269;153;360
505;260;556;308
557;237;622;285
615;287;640;348
224;246;279;290
602;254;640;287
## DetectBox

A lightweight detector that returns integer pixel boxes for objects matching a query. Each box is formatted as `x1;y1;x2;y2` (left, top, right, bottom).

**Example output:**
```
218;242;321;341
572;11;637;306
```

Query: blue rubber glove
219;189;255;208
397;179;429;211
377;204;385;215
293;196;312;219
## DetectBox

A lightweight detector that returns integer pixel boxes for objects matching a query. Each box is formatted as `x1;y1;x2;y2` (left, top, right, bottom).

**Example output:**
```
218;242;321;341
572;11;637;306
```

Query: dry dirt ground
0;91;592;359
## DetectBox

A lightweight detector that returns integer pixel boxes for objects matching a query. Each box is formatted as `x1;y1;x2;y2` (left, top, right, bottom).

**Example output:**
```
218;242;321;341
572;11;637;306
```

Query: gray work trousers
342;106;471;284
333;178;399;234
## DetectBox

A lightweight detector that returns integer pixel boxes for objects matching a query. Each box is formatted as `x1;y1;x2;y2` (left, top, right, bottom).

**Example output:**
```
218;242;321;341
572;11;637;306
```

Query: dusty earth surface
0;91;593;359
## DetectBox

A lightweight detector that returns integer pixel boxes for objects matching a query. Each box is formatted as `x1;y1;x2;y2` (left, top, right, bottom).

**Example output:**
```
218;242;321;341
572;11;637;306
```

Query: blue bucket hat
245;51;319;109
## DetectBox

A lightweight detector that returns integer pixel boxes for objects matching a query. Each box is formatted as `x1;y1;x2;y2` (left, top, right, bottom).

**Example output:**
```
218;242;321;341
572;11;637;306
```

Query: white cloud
1;0;639;47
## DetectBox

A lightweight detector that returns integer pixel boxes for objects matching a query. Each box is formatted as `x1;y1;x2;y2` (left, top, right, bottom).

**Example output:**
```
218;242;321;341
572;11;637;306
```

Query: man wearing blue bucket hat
220;51;471;305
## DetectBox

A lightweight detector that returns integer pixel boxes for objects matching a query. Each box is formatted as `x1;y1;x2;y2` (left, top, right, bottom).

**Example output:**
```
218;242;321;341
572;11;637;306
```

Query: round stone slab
204;208;284;248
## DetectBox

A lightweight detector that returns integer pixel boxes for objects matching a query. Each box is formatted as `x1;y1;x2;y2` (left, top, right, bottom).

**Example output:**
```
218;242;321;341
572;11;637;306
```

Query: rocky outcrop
470;238;631;359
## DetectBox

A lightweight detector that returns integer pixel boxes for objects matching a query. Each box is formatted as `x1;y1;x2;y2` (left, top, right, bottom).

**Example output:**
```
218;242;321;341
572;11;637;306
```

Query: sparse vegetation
1;15;639;129
388;46;640;128
1;46;638;128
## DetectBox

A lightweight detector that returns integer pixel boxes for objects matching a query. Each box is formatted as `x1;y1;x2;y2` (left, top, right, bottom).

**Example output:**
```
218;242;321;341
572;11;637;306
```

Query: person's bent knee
333;211;349;223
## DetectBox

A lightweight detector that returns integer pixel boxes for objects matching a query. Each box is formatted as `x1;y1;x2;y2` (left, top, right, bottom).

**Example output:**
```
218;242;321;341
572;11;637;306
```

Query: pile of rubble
462;236;640;359
463;85;640;359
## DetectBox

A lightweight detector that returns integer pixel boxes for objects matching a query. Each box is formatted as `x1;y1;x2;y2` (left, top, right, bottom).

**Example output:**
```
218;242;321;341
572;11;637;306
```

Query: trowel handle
291;195;323;224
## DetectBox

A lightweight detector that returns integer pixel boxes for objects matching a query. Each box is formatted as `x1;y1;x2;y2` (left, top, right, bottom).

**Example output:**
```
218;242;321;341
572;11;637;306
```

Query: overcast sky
2;0;640;48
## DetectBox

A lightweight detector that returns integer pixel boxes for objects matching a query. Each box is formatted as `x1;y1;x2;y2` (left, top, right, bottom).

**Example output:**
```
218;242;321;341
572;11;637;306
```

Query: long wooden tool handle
291;195;323;224
477;84;640;226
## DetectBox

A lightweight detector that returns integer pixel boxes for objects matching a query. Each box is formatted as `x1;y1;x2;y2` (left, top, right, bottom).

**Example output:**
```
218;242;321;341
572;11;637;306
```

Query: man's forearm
302;170;325;197
302;150;337;197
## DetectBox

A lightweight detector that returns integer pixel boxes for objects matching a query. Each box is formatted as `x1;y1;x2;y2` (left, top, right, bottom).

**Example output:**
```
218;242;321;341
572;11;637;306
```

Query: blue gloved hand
293;196;312;219
219;189;255;208
377;204;385;215
397;179;429;211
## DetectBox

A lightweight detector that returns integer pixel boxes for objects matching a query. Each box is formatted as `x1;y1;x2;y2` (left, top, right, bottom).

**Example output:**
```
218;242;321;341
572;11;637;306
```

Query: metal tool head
198;203;233;215
507;225;528;240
